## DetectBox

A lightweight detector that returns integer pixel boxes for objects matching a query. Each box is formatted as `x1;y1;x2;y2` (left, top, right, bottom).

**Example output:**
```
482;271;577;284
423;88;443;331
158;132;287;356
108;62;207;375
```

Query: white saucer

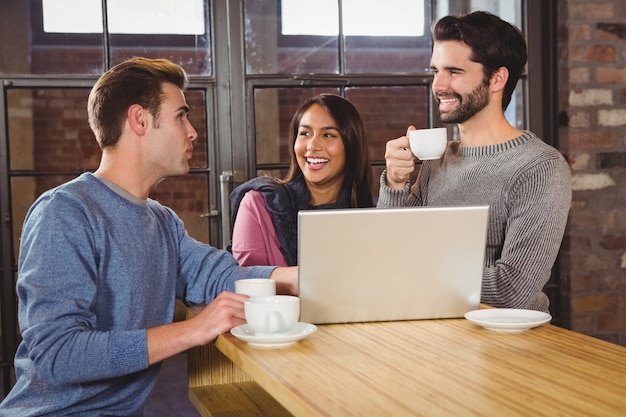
464;309;552;333
230;322;317;347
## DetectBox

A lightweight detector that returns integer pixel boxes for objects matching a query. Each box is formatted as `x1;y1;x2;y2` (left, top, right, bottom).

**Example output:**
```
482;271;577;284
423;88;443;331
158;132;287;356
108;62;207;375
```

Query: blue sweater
0;173;275;416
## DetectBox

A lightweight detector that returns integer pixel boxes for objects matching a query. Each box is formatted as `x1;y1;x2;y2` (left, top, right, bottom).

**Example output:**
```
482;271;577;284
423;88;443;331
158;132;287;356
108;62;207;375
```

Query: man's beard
436;79;490;124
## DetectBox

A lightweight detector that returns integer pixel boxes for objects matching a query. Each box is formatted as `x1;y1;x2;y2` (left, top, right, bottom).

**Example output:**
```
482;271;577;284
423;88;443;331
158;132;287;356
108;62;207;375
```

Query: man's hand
146;291;248;365
384;126;416;189
190;291;248;345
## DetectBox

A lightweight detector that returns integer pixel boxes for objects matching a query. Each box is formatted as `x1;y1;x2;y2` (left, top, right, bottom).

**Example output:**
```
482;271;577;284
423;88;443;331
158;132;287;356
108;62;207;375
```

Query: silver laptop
297;206;489;324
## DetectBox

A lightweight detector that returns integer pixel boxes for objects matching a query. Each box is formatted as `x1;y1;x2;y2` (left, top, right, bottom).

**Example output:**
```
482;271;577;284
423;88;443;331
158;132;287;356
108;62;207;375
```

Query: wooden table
187;311;626;417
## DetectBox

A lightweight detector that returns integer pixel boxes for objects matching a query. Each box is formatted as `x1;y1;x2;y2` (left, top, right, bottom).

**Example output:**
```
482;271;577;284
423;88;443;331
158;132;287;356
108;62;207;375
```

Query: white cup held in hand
244;295;300;335
235;279;276;297
408;127;448;160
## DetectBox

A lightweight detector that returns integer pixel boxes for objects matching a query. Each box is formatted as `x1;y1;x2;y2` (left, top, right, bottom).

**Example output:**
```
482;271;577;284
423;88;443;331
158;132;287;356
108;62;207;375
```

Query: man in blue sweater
0;57;297;416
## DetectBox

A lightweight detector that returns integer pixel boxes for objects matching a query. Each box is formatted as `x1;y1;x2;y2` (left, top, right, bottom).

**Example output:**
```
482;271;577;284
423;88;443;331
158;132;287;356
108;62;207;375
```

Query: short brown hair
87;57;189;149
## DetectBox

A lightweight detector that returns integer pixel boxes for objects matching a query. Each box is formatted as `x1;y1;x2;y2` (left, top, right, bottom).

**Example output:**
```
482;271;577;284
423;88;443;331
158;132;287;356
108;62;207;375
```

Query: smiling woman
229;94;373;267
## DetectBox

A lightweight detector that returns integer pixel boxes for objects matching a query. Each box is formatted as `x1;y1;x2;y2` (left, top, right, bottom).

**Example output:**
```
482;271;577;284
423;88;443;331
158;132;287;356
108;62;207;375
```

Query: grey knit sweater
377;131;571;312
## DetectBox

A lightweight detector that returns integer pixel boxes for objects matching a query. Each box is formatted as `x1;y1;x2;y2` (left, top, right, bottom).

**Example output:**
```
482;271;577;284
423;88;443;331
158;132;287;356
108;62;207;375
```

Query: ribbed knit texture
0;173;275;416
377;131;571;312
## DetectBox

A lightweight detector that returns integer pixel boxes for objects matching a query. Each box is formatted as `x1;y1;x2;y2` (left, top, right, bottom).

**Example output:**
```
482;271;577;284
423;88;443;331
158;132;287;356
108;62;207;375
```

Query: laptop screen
298;206;489;324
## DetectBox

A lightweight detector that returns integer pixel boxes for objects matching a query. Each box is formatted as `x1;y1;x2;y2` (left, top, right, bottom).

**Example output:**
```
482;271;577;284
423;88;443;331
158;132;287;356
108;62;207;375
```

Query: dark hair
433;11;527;110
88;57;189;149
281;94;373;208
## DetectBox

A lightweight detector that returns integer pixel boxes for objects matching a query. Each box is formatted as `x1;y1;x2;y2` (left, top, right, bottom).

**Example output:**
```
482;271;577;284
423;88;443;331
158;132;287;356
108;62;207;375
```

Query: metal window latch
199;171;244;248
199;211;219;218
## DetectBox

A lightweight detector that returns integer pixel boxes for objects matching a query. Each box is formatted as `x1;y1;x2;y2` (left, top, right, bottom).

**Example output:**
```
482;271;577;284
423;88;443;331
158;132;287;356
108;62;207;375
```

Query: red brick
568;130;616;150
570;313;594;333
597;274;626;291
597;67;626;84
571;293;618;312
571;273;595;292
600;234;626;250
568;3;615;19
569;24;592;40
562;235;592;251
596;313;626;331
569;67;591;84
568;210;605;232
591;332;620;344
620;292;626;308
569;45;615;63
584;254;613;270
569;110;591;128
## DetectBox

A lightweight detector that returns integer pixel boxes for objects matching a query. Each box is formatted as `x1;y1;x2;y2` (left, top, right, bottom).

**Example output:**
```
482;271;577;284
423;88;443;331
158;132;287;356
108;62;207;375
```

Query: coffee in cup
244;295;300;334
235;278;276;297
408;127;448;160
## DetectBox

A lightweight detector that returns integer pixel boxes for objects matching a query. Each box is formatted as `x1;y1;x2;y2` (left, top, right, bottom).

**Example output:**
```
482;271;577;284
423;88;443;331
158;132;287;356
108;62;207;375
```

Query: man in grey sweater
377;11;571;312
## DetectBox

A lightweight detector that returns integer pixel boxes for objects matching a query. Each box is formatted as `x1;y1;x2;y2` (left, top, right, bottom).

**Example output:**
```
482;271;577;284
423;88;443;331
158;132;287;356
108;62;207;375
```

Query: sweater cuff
110;330;149;375
376;170;410;208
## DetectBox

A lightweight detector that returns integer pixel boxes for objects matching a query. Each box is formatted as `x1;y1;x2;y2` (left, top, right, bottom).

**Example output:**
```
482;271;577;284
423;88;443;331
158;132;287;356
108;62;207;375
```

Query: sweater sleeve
231;191;287;267
376;170;413;208
480;156;572;311
16;194;149;385
171;204;277;305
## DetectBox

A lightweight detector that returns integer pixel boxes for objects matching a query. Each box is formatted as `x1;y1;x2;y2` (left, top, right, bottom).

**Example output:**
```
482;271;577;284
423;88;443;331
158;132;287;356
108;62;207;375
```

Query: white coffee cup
408;127;448;160
244;295;300;335
235;279;276;297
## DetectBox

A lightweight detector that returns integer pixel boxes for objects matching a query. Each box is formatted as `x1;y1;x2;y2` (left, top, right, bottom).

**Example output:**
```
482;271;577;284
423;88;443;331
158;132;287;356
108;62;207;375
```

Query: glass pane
11;175;77;261
0;1;105;75
506;82;525;130
185;89;209;169
108;1;211;76
255;167;288;179
370;164;386;203
244;0;339;75
253;87;341;167
8;88;207;171
0;0;211;76
8;88;98;172
345;86;431;163
437;0;521;28
149;174;210;243
344;0;432;74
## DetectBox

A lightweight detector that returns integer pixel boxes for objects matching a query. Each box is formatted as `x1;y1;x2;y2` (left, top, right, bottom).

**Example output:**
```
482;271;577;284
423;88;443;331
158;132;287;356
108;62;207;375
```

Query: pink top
231;190;287;267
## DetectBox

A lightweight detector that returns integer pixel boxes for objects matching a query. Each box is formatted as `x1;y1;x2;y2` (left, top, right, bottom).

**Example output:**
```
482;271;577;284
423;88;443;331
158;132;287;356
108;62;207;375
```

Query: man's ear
127;104;147;135
490;66;509;93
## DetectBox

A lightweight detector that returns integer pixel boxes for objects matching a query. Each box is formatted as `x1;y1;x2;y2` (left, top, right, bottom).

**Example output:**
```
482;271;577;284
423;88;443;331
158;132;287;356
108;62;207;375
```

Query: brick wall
557;0;626;345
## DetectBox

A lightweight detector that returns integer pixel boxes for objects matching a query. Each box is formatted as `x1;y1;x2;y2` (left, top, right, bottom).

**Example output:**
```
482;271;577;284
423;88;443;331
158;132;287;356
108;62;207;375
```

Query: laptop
297;206;489;324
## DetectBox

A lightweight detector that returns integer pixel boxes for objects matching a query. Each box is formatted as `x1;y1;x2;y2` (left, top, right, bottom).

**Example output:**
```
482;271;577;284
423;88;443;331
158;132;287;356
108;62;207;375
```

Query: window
281;0;425;36
243;0;523;189
27;0;211;76
42;0;205;34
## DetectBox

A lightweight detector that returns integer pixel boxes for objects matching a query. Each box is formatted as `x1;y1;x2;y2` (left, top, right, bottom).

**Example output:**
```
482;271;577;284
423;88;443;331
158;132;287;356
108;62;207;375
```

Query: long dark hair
433;11;527;110
280;94;373;208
